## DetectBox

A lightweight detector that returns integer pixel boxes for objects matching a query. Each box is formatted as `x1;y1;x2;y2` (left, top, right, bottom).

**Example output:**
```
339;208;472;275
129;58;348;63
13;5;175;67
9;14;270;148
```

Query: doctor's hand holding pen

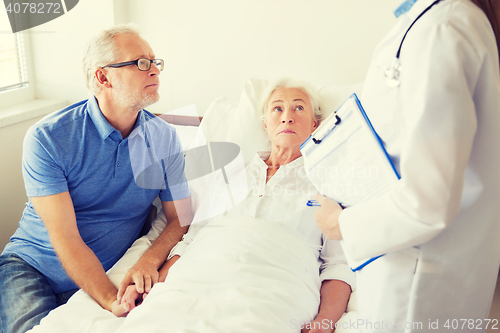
312;194;344;240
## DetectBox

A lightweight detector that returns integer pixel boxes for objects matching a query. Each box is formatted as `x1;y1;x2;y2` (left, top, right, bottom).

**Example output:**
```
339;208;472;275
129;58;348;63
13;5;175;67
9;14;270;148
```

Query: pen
306;199;346;209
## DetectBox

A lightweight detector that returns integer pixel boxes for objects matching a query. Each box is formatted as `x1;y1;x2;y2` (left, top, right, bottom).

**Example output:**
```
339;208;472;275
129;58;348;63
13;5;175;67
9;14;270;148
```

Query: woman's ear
312;119;319;130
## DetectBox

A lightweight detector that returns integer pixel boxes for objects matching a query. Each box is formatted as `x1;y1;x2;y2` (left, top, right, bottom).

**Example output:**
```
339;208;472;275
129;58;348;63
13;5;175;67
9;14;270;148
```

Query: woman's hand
119;284;148;314
302;279;350;332
301;314;335;333
158;255;180;282
110;299;130;317
314;194;343;240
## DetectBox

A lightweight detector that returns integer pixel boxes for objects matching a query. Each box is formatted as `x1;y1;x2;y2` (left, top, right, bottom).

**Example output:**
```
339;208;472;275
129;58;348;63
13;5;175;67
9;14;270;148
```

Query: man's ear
95;68;111;88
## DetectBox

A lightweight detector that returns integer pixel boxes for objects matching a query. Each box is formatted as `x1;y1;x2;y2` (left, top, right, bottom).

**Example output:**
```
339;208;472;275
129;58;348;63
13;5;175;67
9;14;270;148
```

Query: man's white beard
122;90;159;111
132;92;159;110
112;80;160;111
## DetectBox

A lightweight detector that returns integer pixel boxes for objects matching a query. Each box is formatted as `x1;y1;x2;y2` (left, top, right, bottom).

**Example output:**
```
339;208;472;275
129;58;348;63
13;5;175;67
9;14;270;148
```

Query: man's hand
31;192;126;316
119;254;181;313
117;258;159;302
313;194;343;240
117;198;192;302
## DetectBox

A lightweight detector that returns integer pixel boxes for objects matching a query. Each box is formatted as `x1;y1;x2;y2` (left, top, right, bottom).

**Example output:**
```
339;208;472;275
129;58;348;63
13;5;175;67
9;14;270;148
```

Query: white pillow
199;96;238;143
226;78;270;163
197;78;364;163
318;82;364;119
172;124;200;151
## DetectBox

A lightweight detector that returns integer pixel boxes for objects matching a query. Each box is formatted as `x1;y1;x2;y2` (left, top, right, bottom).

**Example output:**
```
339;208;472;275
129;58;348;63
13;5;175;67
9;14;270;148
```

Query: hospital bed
28;78;363;333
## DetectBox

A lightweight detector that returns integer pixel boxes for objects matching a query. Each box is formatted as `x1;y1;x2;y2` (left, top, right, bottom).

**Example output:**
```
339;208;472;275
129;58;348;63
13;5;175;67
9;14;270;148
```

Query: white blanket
30;216;358;333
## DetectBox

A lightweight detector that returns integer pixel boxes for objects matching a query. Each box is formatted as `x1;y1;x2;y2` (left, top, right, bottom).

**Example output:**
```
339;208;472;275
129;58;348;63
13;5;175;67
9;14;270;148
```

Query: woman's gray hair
259;77;323;123
82;23;141;95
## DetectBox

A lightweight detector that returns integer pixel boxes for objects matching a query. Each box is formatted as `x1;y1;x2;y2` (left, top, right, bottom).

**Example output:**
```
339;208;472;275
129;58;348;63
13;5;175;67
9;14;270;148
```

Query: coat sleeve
339;12;490;263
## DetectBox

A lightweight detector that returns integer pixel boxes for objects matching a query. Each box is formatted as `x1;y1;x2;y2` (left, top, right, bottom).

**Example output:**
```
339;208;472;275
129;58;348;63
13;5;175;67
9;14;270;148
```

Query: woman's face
264;87;318;151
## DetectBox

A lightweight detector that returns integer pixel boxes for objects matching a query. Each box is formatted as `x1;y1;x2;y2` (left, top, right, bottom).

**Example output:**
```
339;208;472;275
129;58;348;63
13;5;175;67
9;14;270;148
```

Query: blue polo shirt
2;96;189;294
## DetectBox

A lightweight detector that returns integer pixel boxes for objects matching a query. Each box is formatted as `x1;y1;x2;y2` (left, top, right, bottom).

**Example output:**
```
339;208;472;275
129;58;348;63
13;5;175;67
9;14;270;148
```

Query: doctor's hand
314;194;343;240
117;258;159;303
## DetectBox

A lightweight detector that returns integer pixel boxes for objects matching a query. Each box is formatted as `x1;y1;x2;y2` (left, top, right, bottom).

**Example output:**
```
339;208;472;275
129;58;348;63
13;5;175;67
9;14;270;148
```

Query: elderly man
0;24;191;333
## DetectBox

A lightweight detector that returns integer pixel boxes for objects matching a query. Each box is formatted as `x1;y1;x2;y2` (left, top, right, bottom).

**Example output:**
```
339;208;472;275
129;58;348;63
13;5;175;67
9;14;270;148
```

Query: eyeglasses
103;58;164;71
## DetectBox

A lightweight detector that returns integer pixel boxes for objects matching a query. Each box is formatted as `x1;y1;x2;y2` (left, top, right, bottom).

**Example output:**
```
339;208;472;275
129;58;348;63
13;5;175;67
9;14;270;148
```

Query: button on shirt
3;96;189;293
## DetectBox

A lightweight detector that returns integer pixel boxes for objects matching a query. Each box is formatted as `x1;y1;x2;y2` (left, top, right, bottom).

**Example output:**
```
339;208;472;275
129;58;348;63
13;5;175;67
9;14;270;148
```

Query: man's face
106;34;161;111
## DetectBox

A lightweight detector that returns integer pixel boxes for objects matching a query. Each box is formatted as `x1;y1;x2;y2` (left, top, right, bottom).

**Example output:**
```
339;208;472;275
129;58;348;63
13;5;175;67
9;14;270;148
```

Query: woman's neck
264;146;301;182
265;146;301;167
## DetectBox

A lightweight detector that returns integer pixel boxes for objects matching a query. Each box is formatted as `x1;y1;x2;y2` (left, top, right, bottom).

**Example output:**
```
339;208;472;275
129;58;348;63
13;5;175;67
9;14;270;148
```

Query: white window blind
0;33;28;92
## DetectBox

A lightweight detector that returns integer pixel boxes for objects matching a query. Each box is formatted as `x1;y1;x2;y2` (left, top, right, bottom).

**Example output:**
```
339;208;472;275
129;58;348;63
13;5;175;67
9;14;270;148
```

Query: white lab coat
338;0;500;331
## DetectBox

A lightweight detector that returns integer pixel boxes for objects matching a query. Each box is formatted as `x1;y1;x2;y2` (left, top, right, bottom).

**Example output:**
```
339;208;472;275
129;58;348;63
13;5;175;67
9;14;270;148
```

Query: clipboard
300;93;400;271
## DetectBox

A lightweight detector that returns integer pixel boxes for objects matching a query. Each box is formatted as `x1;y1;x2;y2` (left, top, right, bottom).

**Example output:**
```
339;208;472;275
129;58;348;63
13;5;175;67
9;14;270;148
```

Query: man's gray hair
82;23;141;95
259;77;323;123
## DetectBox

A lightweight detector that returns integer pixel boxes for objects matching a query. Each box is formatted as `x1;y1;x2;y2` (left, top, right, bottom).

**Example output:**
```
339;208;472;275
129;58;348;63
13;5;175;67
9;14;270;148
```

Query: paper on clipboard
301;93;399;207
300;93;400;271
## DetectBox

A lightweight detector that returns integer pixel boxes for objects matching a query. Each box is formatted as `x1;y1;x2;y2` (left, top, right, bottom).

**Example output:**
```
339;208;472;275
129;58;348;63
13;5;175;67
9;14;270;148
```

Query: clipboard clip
312;114;341;144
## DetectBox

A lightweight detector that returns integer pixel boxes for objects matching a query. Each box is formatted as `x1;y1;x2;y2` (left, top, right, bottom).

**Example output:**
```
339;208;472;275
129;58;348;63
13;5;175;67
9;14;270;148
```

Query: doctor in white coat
314;0;500;332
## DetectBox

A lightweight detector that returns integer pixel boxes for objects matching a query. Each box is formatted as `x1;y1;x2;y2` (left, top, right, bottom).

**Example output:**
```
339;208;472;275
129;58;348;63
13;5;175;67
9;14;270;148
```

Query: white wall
30;0;116;103
29;0;400;114
1;0;400;250
0;116;44;250
127;0;401;115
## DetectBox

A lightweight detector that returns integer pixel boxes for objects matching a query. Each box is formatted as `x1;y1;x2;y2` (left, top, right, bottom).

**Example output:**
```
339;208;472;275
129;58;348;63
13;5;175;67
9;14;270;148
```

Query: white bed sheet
29;213;359;333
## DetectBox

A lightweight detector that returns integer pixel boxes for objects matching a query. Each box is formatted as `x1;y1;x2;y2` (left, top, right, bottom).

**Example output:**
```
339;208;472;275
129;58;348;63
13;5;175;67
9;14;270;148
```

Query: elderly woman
118;78;354;333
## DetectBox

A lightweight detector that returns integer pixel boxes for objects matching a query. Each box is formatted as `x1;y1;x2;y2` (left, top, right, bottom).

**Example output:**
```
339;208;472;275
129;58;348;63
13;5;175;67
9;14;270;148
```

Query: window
0;33;28;92
0;28;34;110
